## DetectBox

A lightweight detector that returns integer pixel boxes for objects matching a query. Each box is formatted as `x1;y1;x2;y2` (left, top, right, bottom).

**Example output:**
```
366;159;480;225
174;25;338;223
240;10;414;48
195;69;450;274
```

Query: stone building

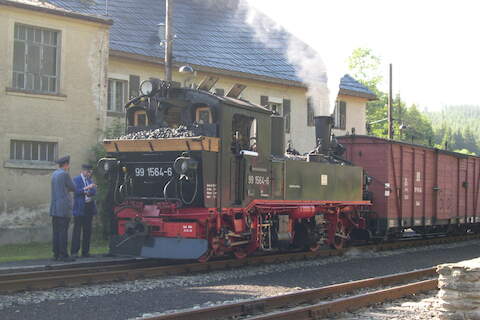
0;0;375;244
0;0;111;243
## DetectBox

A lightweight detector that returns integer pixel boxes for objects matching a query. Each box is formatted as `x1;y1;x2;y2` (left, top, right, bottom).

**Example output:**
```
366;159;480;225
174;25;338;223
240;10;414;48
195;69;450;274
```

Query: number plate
134;166;173;178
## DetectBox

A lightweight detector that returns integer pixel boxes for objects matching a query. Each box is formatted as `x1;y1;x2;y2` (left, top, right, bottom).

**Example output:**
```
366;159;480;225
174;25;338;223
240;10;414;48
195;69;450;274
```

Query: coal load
120;126;196;140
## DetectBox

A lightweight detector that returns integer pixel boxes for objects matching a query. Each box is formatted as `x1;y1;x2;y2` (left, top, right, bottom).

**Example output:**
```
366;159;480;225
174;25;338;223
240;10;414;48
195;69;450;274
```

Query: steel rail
247;279;438;320
0;259;162;282
142;268;436;320
0;233;476;295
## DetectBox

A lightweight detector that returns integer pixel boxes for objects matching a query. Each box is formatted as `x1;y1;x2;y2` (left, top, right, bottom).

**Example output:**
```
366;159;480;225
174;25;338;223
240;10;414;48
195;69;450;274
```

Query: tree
90;119;125;239
347;48;390;137
347;48;383;92
401;104;434;146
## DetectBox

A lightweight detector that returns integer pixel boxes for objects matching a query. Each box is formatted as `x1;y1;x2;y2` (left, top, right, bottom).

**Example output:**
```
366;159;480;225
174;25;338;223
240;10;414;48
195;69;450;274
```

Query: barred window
12;24;60;93
10;140;57;162
107;79;128;112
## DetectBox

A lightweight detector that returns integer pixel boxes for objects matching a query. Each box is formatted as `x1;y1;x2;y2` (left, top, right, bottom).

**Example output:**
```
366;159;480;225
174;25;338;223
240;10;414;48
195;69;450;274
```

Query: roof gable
339;74;377;100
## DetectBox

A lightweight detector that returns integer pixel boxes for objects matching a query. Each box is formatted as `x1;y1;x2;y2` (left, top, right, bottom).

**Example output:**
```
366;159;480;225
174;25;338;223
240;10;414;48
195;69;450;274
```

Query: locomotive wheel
332;221;348;250
197;250;212;263
233;250;248;259
309;243;321;252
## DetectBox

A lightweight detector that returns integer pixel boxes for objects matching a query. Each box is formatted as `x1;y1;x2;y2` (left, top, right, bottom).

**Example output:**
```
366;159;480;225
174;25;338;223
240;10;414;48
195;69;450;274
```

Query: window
283;99;291;134
231;114;257;153
261;96;291;133
195;106;212;124
10;140;57;162
334;101;346;130
307;97;314;126
134;111;148;126
268;102;282;116
107;79;128;112
12;24;60;93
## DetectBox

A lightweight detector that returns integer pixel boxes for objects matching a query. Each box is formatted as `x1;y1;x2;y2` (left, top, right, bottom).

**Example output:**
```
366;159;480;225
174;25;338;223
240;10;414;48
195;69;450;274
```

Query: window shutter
283;99;291;134
307;97;314;126
260;95;269;107
107;79;113;111
129;75;140;98
340;101;347;130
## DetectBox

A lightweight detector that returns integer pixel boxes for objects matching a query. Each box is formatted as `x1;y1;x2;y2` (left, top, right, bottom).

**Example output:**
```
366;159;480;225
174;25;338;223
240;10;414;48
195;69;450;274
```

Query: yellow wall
332;94;368;137
0;5;109;227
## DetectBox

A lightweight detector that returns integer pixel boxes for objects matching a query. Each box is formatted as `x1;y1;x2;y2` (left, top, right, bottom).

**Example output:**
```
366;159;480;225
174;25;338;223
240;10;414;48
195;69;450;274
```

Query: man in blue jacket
50;155;76;262
71;164;97;258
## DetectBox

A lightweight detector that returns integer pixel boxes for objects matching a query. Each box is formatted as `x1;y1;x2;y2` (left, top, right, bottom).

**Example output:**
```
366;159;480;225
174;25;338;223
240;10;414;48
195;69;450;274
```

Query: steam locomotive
100;80;480;261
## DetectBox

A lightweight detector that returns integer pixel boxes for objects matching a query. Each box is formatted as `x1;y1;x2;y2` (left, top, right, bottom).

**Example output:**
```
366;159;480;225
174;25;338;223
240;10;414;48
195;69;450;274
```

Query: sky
248;0;480;111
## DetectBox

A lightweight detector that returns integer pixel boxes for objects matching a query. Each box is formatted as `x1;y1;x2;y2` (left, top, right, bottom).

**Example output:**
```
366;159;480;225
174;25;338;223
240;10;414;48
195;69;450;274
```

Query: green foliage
0;240;108;263
453;149;476;156
347;48;383;93
426;105;480;154
347;47;479;154
90;119;125;239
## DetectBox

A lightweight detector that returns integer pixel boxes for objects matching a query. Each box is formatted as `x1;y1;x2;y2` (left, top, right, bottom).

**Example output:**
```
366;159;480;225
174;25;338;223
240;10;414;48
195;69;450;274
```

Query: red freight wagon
338;135;480;238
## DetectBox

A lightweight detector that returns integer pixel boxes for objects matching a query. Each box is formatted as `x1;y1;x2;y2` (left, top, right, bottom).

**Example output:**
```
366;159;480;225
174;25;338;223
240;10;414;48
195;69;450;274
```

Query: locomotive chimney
314;115;333;153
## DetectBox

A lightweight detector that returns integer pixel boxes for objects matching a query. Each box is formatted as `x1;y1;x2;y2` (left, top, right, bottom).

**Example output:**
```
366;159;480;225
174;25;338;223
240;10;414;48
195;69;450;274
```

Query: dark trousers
71;202;94;255
52;216;70;258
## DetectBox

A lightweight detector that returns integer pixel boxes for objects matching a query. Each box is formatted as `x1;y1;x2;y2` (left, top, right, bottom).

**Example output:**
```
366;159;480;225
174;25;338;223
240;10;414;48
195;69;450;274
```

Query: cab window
231;114;257;153
195;106;212;124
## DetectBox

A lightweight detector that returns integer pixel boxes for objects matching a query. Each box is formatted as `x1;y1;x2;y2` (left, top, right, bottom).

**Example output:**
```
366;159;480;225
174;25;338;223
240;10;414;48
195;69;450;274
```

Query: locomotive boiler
100;80;372;261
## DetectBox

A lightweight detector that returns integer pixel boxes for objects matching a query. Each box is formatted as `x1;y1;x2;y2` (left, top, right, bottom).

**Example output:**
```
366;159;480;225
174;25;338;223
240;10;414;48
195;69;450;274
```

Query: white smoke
286;38;330;116
242;1;332;116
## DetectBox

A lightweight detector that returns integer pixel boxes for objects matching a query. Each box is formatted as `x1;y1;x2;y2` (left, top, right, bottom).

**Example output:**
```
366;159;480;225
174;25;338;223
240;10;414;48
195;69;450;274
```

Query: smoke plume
242;1;331;116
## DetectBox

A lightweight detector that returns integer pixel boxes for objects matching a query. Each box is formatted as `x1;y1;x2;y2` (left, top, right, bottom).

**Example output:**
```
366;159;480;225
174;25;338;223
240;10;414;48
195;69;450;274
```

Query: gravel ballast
1;240;479;320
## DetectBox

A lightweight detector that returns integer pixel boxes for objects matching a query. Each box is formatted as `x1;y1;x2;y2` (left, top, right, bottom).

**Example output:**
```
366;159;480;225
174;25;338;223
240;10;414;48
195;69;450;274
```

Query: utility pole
164;0;173;82
387;63;393;140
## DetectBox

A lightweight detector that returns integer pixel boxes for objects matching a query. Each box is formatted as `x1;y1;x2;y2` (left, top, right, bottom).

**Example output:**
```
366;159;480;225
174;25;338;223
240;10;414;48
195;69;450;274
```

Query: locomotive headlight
97;158;117;175
140;80;153;95
174;155;198;180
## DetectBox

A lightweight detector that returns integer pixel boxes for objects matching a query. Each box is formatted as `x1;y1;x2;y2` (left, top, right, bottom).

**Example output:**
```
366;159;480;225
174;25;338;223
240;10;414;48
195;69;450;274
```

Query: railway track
142;268;438;320
0;233;476;294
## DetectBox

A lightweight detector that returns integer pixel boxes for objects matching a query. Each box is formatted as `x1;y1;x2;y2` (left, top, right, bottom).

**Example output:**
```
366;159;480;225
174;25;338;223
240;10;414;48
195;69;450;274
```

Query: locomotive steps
0;233;477;295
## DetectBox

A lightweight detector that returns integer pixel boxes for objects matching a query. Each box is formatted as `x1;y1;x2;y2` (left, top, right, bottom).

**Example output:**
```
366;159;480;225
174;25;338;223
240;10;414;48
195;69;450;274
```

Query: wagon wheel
332;221;348;250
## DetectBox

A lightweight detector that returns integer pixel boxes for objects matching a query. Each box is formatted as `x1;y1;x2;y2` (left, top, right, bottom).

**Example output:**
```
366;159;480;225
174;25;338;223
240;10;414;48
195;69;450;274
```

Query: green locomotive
100;80;371;260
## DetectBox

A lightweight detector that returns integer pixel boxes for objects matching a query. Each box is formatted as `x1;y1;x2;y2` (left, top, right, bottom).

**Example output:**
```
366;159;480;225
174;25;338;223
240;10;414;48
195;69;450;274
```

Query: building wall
0;5;110;239
107;57;317;154
332;94;368;137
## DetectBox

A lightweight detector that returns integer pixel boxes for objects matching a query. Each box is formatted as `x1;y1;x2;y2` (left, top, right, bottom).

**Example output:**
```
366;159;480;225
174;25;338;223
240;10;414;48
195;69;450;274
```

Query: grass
0;238;109;263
